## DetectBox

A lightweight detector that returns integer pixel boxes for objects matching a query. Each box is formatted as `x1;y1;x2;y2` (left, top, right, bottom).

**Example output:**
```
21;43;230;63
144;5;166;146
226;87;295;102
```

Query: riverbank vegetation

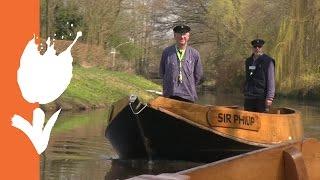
41;66;161;111
41;0;320;100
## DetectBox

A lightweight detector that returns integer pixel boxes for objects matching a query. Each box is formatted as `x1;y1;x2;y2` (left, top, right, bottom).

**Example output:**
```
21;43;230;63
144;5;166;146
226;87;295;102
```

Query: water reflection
41;93;320;180
41;109;116;180
40;109;201;180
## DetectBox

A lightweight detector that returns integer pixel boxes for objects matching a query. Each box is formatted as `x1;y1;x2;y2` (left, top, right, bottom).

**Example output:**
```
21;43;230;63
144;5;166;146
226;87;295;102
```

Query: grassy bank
42;66;161;111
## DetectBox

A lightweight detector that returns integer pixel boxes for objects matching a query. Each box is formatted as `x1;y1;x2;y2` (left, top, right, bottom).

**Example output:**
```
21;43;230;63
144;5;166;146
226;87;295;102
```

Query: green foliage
271;0;320;97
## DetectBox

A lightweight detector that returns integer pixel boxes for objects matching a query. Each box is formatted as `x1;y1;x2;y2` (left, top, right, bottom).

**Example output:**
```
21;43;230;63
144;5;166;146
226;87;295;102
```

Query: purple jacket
159;45;203;102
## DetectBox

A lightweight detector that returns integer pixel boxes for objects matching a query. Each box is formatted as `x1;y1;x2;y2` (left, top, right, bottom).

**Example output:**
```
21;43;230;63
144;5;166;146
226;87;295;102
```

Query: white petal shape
11;108;61;154
17;32;82;104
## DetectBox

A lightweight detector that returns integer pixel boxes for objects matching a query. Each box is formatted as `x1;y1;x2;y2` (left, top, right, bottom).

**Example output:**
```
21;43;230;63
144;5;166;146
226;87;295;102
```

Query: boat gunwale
177;139;302;174
154;106;291;147
147;96;302;146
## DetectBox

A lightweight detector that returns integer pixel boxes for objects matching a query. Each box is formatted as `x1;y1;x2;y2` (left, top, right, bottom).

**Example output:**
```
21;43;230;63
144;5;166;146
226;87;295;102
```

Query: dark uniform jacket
244;54;275;100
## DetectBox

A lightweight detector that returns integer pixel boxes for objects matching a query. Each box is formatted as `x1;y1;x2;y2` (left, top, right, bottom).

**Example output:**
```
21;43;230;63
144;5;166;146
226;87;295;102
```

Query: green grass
49;66;161;110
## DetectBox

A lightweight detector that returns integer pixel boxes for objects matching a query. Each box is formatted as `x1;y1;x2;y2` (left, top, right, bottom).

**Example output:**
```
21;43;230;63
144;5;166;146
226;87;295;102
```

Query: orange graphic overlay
0;0;39;179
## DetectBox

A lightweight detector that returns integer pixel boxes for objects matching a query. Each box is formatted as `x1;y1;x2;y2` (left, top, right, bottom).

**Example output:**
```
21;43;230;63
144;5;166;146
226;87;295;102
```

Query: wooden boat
130;138;320;180
105;95;303;163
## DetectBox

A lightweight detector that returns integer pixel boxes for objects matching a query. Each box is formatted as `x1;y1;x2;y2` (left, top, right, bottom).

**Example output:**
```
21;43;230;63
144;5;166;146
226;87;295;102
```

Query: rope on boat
129;102;148;115
128;96;153;163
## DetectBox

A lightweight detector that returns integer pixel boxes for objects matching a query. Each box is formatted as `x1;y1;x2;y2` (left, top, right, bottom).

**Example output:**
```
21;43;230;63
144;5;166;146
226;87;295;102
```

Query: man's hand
265;99;273;107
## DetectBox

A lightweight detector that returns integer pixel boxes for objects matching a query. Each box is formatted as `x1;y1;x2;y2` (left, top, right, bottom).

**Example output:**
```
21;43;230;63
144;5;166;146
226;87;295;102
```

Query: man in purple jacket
159;25;203;103
244;39;275;112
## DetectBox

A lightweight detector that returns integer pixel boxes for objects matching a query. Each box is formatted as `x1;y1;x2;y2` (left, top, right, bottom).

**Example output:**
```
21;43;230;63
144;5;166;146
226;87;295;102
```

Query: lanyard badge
249;65;256;76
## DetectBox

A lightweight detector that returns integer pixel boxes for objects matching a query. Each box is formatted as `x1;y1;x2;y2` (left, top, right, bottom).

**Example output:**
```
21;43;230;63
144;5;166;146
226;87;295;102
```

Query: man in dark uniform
159;25;203;103
243;39;275;112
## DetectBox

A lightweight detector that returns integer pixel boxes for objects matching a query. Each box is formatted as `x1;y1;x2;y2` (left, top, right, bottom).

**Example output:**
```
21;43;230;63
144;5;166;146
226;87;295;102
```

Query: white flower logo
12;32;82;154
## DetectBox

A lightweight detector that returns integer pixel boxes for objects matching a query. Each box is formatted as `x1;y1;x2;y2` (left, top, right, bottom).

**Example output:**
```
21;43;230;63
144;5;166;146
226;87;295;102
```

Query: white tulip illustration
12;108;61;154
12;32;82;154
18;32;82;104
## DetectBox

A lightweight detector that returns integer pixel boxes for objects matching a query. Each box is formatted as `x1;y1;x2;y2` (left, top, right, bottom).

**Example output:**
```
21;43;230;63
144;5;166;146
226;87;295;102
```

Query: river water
40;93;320;180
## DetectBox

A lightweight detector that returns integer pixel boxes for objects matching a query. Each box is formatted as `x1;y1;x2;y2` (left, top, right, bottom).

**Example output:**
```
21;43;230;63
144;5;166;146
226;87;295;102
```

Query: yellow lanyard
177;49;185;61
176;46;186;83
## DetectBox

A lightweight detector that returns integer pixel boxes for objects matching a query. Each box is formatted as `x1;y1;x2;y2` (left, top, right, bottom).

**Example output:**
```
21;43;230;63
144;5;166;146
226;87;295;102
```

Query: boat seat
269;108;296;114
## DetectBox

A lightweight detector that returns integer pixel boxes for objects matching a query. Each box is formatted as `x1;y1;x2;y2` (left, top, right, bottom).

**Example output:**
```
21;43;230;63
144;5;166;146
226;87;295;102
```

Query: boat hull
106;97;267;162
106;104;148;159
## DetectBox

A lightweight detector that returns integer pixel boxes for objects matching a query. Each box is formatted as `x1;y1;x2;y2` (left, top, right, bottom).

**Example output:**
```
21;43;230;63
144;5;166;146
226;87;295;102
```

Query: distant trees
53;1;83;40
40;0;320;96
272;0;320;96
